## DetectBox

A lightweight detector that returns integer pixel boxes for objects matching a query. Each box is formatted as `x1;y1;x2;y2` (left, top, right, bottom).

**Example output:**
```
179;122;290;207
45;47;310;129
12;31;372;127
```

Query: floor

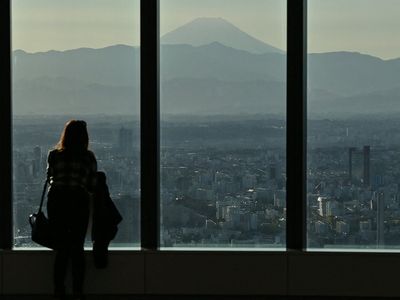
0;296;398;300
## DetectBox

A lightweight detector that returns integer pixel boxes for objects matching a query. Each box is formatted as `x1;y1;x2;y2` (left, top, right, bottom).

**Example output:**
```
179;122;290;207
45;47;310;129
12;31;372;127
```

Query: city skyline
13;114;400;249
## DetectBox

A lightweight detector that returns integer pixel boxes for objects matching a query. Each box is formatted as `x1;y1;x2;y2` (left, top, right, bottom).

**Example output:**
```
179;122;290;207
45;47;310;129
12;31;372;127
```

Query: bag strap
38;179;49;213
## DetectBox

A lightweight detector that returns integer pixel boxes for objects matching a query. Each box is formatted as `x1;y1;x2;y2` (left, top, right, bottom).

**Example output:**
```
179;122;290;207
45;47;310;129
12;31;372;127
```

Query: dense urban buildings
13;115;400;249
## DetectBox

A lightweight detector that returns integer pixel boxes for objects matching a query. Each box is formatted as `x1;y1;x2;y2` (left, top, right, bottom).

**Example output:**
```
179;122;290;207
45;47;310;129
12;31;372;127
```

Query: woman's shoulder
48;148;63;160
48;148;96;162
84;150;97;164
48;148;56;154
87;150;96;159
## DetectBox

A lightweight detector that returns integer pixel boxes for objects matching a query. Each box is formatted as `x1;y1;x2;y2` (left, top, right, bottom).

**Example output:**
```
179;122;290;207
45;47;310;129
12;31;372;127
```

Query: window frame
286;0;307;250
0;0;12;250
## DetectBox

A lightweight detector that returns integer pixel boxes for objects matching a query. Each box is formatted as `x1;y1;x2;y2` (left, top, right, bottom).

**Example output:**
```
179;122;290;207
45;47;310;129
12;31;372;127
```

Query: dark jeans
47;186;89;295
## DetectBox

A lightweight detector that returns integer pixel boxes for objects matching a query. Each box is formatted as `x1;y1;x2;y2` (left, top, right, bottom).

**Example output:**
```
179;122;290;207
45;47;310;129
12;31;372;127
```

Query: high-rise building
348;147;356;183
348;145;370;187
376;191;385;246
363;145;370;187
118;127;133;156
32;146;41;178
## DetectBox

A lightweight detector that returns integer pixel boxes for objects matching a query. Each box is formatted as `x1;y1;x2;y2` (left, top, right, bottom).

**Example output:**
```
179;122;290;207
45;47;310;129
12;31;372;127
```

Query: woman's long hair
56;120;89;151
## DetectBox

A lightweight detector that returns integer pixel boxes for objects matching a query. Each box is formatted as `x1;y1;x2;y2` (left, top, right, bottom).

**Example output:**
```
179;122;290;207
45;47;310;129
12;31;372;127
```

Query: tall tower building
118;127;133;156
363;145;370;187
376;191;385;247
32;146;42;178
348;147;356;183
269;163;276;180
348;145;370;187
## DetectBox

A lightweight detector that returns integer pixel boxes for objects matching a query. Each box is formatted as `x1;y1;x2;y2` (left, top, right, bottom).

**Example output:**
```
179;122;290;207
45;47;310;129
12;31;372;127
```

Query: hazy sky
12;0;400;59
12;0;141;52
308;0;400;59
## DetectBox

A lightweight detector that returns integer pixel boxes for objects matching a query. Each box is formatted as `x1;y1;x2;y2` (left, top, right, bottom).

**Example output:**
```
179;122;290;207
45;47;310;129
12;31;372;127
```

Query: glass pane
308;0;400;250
160;0;287;249
12;0;140;248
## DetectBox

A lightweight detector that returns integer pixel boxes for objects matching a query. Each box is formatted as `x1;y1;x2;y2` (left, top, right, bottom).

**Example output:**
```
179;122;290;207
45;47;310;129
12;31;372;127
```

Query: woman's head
56;120;89;151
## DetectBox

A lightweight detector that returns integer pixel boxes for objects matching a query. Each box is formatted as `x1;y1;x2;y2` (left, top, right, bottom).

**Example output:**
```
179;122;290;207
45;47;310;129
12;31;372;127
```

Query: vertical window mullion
0;0;12;250
286;0;307;251
140;0;160;250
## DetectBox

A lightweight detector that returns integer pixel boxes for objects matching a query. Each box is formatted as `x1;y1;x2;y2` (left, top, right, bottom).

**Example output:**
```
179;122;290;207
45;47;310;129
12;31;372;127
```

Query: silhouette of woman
47;120;97;300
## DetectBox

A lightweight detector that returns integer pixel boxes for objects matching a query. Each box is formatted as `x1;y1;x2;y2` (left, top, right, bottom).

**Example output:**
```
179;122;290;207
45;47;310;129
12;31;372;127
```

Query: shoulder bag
29;179;55;249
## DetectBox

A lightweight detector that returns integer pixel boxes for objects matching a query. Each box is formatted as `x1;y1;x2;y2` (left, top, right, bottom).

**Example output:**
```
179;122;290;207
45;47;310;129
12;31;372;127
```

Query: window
11;0;140;247
307;0;400;249
10;0;394;253
160;0;287;249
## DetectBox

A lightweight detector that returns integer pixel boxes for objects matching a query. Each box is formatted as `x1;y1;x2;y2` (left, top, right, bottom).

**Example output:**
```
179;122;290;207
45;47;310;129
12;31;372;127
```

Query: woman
47;120;97;300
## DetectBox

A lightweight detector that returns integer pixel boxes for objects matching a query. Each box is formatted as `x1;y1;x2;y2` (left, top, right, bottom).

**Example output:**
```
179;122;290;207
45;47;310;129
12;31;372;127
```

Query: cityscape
308;116;400;249
13;114;400;249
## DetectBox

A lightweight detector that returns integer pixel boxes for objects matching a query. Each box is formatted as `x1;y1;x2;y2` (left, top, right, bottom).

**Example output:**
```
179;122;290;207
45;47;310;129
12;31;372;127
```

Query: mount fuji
161;17;284;55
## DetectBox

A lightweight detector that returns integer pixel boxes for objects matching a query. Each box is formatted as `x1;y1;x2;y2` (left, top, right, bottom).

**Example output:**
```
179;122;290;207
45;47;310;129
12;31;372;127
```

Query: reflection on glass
12;0;140;248
160;0;287;248
308;0;400;249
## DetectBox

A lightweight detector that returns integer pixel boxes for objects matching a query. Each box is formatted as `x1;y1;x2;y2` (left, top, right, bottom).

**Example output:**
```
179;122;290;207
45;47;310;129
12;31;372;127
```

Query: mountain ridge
161;17;284;54
14;44;398;62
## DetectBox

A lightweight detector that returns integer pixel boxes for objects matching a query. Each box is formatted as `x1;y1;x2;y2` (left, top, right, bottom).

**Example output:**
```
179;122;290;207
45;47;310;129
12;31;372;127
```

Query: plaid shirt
47;149;97;192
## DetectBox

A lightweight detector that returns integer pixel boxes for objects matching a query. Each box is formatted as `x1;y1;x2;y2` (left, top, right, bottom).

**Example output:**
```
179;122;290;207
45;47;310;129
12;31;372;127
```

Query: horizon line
12;43;399;61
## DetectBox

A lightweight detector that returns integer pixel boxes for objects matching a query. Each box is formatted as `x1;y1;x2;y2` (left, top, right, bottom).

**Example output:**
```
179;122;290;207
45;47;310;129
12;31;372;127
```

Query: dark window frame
286;0;307;251
0;0;12;250
0;0;307;251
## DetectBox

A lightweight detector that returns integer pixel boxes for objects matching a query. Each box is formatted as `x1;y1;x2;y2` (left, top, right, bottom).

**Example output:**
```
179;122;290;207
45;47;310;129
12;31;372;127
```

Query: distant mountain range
12;17;400;117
